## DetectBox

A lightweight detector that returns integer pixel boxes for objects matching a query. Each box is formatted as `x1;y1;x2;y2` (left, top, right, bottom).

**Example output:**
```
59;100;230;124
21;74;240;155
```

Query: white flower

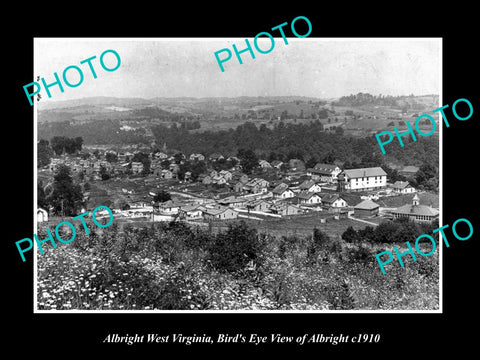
42;292;50;298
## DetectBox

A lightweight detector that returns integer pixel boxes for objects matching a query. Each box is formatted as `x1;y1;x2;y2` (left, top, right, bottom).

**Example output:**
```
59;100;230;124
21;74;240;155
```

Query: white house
203;207;238;220
37;208;48;223
296;191;322;205
219;170;233;181
178;204;205;220
392;181;416;194
342;167;387;191
308;163;342;182
259;160;272;169
272;183;295;199
298;180;322;193
189;153;205;161
321;193;348;208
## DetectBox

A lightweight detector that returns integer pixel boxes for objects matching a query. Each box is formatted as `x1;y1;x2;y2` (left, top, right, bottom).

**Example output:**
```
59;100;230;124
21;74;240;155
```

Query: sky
34;38;441;102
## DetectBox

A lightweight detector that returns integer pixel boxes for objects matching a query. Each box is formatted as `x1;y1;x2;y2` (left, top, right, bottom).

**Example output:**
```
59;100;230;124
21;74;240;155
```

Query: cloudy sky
34;38;441;102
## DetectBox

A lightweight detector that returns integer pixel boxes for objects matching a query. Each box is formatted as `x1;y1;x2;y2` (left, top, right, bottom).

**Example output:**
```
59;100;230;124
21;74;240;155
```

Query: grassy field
211;212;371;240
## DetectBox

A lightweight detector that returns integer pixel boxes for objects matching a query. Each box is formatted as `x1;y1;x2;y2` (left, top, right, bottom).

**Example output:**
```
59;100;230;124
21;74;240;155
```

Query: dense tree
48;165;83;216
105;152;118;163
342;226;359;243
132;152;151;177
38;139;53;168
50;136;83;155
207;222;264;273
237;149;258;174
100;165;110;181
305;156;318;169
313;228;331;248
37;180;48;209
153;190;171;203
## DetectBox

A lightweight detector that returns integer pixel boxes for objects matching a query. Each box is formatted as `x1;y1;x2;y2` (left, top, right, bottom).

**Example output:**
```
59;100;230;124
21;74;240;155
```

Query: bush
342;226;359;243
346;244;374;264
207;221;265;274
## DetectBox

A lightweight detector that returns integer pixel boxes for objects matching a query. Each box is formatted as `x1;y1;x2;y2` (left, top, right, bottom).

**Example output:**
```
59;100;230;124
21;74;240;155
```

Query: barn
354;199;380;218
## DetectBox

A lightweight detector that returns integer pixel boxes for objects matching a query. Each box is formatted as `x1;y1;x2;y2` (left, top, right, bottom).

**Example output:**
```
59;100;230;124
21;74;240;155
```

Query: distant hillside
38;97;154;110
332;93;439;110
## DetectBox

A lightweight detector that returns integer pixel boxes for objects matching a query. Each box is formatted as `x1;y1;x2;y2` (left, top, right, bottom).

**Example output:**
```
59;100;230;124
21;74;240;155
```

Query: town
37;143;438;237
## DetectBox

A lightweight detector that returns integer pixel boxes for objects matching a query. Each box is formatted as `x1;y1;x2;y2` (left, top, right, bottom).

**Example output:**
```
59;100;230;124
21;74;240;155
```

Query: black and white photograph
33;38;442;312
6;6;479;356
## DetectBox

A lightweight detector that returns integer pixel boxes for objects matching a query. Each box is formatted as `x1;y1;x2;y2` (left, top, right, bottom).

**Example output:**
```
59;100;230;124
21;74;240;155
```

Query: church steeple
412;194;420;206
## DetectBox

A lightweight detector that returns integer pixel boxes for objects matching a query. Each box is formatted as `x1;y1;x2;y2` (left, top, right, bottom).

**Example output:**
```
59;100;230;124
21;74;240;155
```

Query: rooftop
392;181;411;189
354;199;380;210
393;204;439;217
343;167;387;179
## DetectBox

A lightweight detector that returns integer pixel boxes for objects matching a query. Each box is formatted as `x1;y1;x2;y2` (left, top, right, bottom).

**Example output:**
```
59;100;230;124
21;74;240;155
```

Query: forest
38;117;439;171
149;120;439;171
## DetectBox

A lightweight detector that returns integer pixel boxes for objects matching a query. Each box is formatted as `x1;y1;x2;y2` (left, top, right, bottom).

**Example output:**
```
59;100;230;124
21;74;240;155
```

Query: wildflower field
37;219;439;311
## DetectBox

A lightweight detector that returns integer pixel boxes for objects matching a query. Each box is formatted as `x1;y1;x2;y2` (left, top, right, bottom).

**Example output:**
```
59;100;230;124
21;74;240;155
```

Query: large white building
342;167;387;191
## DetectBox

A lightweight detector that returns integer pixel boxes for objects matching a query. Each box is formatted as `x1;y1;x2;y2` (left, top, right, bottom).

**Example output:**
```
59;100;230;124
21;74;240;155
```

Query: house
219;170;233;181
161;169;173;179
392;181;416;194
92;161;102;174
296;191;322;205
342;167;387;191
308;163;342;182
218;196;248;208
231;172;249;184
243;182;260;194
212;175;227;185
117;153;127;162
244;178;270;193
251;178;269;189
189;153;205;161
246;199;271;212
199;174;212;185
155;200;182;215
209;153;224;161
203;207;238;221
288;158;306;171
152;166;163;177
233;181;244;193
354;199;380;218
178;204;205;220
272;183;295;199
271;160;284;169
129;199;152;209
391;194;439;222
298;180;322;193
210;170;218;178
184;171;192;181
227;156;240;165
259;160;272;169
131;161;144;174
169;163;180;173
321;193;348;208
269;203;301;216
154;152;168;160
37;208;48;222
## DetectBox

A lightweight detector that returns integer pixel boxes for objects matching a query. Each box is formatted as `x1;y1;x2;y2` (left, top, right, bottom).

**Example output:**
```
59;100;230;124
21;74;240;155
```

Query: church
391;194;439;222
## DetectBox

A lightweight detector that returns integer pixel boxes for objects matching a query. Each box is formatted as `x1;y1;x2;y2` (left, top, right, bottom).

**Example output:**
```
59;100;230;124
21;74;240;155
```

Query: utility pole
60;197;64;221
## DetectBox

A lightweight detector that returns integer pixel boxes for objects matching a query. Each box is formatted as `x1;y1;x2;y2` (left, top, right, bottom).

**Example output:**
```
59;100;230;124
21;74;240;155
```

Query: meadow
36;219;439;311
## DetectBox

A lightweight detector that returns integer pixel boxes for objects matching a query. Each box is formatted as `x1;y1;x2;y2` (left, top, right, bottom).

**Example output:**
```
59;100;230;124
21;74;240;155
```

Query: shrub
207;221;265;274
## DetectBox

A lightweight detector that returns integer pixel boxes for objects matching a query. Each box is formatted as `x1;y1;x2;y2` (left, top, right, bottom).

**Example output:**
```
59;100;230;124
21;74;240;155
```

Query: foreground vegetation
37;219;439;311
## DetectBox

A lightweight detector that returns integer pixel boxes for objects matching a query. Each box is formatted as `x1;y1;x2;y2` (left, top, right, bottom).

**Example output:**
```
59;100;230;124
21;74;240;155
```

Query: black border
7;6;478;356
